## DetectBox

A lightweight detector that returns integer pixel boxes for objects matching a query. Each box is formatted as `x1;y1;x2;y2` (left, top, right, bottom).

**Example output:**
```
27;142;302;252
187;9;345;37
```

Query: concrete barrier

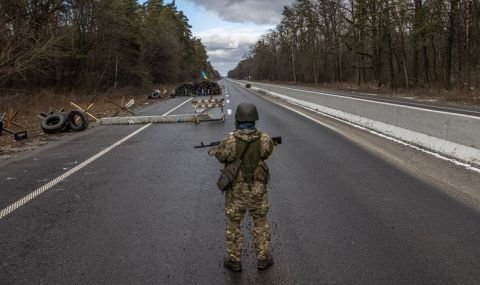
99;113;224;125
99;115;195;125
232;80;480;167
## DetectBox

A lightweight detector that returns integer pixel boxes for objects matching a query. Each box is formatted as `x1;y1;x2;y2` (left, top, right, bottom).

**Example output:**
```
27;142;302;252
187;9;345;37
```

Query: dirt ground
0;85;174;159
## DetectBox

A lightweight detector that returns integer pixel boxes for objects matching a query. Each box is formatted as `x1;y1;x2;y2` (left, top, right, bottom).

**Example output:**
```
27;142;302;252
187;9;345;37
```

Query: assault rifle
194;136;282;148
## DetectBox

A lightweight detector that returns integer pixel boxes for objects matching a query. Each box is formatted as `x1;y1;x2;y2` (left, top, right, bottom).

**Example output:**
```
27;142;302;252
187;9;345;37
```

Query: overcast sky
176;0;294;76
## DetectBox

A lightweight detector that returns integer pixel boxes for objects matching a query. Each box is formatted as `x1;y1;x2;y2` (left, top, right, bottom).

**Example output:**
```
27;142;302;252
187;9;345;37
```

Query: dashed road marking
226;100;230;104
0;97;193;220
227;109;232;115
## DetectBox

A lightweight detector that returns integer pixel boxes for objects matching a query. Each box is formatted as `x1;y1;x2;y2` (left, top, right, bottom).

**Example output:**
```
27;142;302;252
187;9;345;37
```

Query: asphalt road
1;79;479;284
240;80;480;118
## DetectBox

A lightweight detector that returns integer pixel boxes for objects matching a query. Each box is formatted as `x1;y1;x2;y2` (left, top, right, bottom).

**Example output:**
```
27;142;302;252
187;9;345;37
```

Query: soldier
208;103;274;272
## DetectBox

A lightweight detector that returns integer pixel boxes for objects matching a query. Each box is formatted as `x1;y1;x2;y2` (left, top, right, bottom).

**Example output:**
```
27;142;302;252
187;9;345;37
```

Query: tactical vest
235;137;261;182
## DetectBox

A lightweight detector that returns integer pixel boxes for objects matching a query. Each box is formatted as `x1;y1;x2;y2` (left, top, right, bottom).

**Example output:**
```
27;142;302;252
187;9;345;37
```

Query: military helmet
235;103;259;122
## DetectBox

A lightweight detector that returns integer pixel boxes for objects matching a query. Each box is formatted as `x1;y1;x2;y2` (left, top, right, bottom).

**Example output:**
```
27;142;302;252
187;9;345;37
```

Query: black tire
67;110;89;132
41;113;68;134
151;91;161;99
59;112;71;132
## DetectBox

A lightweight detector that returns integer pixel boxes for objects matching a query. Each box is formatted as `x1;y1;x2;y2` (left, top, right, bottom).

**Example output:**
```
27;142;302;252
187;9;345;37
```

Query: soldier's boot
257;255;274;270
223;256;242;272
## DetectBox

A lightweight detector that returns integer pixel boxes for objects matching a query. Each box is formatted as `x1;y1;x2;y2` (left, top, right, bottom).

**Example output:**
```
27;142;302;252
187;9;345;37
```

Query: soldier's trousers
225;207;270;263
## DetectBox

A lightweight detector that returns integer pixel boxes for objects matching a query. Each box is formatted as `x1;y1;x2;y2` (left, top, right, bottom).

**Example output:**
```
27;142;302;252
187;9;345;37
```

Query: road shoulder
252;88;480;210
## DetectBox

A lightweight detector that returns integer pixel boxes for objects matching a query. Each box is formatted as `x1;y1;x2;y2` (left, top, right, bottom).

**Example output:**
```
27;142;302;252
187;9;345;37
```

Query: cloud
187;0;294;25
195;26;270;75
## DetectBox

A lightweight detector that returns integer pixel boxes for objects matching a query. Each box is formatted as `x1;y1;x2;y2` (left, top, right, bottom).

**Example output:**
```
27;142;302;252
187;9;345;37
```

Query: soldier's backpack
216;139;255;192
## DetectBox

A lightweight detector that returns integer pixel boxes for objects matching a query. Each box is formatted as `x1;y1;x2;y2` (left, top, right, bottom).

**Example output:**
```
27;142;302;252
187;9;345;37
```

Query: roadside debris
147;89;170;100
0;110;28;141
38;108;89;134
104;96;136;117
70;101;98;122
148;90;162;99
246;84;251;88
67;110;89;131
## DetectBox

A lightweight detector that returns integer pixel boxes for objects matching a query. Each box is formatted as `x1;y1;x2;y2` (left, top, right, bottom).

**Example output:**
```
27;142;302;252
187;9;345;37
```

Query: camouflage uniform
209;129;274;263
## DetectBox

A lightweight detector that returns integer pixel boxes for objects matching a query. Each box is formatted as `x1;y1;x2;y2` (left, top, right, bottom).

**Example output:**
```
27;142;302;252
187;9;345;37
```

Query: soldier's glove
208;147;216;156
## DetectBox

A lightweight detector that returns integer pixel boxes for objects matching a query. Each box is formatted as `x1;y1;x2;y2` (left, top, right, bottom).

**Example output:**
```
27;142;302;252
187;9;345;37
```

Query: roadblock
99;96;226;125
191;98;225;123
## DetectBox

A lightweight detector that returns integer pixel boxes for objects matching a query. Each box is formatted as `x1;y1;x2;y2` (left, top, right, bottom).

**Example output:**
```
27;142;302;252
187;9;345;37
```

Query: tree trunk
313;41;318;85
432;36;439;81
412;0;422;87
387;32;396;90
423;44;430;85
445;0;458;90
390;0;409;89
291;47;297;83
465;0;472;91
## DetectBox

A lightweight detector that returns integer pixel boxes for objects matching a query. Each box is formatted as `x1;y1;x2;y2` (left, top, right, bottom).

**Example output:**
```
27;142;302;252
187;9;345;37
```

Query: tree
0;0;219;93
229;0;480;92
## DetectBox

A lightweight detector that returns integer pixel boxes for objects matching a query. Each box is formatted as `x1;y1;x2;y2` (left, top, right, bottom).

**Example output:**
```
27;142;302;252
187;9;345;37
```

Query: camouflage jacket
209;129;273;184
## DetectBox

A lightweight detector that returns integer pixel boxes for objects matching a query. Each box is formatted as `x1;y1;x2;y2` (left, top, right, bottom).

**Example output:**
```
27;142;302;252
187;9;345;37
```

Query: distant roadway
238;80;480;118
0;79;479;284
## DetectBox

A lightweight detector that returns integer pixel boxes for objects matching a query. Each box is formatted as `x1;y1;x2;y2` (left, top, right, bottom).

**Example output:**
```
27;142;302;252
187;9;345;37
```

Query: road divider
100;115;196;125
231;79;480;167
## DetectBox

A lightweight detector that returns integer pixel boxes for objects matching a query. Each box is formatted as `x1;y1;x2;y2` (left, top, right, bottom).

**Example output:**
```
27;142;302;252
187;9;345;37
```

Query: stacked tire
41;110;89;134
198;81;221;95
174;81;222;96
175;82;196;96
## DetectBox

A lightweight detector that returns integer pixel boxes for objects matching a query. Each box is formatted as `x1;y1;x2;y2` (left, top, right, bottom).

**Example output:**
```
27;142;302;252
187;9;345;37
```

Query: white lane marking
231;79;480;119
0;124;151;220
165;113;195;117
227;109;232;115
0;98;193;220
226;99;230;104
268;97;480;174
163;97;193;116
226;95;229;98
